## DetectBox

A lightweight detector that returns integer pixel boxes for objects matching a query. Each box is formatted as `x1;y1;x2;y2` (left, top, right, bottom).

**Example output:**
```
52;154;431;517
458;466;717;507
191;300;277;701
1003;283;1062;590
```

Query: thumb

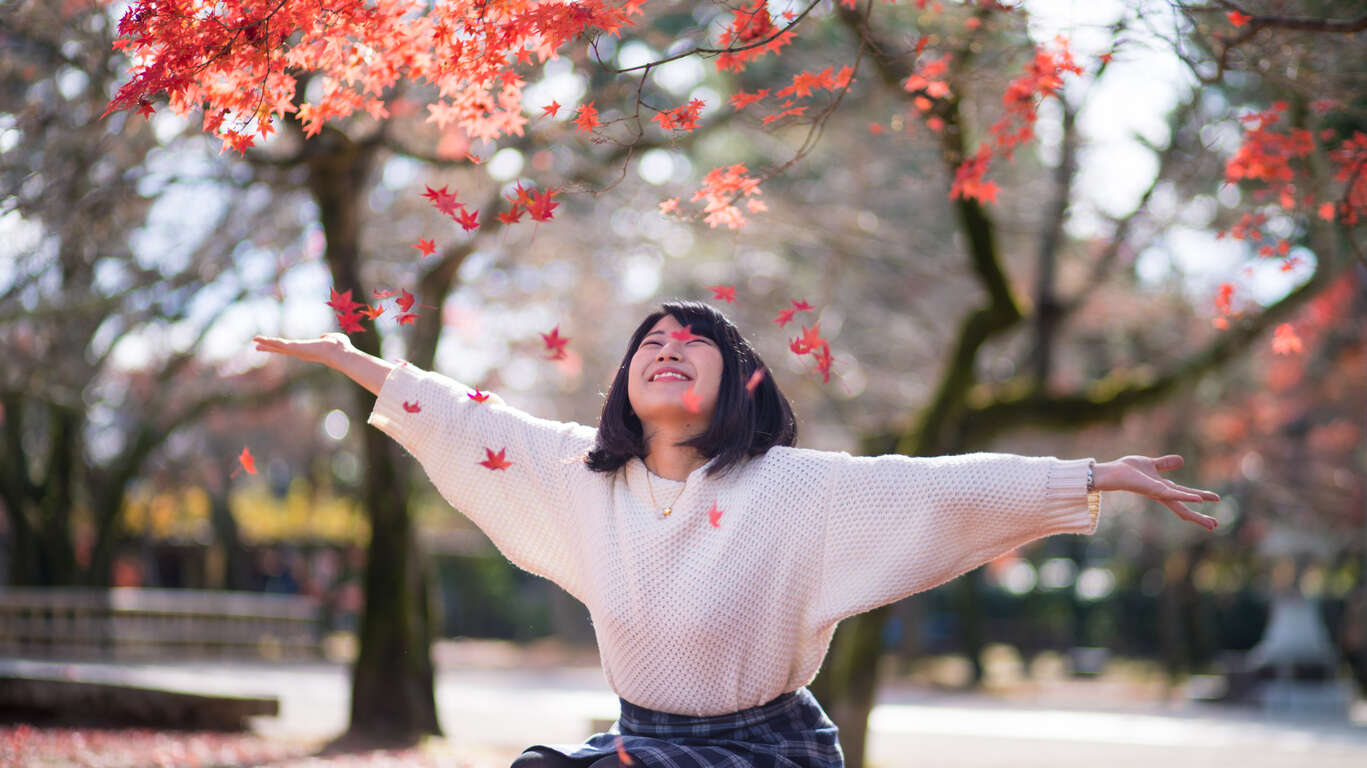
1155;454;1184;471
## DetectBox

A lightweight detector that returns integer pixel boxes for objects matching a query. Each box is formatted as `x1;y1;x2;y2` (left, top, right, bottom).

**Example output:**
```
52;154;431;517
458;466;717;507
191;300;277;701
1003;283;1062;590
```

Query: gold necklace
644;461;688;517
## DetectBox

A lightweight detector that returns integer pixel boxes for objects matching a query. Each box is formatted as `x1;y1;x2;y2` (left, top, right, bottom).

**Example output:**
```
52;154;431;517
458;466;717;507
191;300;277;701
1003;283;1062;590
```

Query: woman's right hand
252;332;355;368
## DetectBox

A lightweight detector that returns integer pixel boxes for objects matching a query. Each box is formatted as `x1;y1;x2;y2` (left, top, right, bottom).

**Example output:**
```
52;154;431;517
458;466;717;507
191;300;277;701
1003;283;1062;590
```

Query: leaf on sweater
707;499;723;528
615;736;634;765
468;387;491;402
478;447;513;470
403;400;422;413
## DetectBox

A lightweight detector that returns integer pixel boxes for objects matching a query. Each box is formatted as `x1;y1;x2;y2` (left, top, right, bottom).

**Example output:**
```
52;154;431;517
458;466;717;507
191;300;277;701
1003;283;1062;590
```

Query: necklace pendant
663;507;672;517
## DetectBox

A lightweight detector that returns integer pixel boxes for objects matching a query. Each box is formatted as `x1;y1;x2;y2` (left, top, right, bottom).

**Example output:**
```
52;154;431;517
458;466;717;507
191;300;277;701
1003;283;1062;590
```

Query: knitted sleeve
812;451;1097;628
366;362;597;597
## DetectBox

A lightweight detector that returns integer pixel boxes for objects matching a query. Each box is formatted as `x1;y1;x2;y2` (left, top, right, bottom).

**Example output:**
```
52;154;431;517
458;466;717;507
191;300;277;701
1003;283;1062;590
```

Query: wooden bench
0;587;321;660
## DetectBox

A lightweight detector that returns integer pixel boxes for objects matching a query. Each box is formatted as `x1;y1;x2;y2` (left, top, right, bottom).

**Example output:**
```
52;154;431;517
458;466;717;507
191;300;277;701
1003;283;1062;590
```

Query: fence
0;587;321;660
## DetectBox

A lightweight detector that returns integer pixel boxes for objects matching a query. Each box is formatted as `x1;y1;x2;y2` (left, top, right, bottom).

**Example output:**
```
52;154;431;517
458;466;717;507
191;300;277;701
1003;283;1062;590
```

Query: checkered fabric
525;687;844;768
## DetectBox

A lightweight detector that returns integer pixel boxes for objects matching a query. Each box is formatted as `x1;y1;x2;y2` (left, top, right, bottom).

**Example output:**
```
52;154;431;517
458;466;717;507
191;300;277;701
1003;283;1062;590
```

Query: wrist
1089;460;1113;492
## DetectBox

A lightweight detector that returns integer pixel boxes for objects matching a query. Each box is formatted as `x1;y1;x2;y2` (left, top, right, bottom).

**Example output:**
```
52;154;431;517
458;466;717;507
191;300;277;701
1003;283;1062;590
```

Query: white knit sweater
368;362;1099;717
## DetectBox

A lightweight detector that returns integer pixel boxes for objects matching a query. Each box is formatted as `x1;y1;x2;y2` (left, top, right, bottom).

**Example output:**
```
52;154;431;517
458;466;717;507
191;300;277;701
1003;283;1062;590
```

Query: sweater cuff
367;361;435;452
1041;457;1099;535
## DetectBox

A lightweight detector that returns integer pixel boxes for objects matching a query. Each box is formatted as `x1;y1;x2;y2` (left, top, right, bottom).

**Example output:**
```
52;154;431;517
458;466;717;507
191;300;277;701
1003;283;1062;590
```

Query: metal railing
0;587;321;660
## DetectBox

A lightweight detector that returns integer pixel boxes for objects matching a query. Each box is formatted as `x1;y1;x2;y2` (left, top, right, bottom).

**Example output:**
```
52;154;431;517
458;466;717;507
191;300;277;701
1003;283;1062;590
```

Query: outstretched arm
252;332;598;599
809;450;1219;629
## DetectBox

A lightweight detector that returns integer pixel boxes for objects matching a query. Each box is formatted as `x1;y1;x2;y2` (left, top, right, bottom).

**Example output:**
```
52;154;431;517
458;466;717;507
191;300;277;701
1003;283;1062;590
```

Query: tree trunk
809;604;890;768
303;127;441;742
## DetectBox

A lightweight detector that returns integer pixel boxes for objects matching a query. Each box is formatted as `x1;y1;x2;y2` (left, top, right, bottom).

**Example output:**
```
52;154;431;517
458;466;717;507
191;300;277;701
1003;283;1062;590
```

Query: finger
1153;454;1184;471
1168;481;1220;502
1163;499;1218;531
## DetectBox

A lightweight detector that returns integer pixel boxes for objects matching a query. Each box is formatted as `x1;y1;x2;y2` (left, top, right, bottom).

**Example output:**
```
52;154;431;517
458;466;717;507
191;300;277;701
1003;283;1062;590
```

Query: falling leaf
1272;323;1302;355
373;288;397;300
681;383;702;414
327;287;360;314
478;447;513;470
707;499;723;528
527;187;560;222
360;304;386;320
773;308;797;327
497;205;524;225
574;101;599;133
422;185;463;218
396;312;419;325
541;100;561;118
468;388;491;402
1227;10;1250;27
745;367;765;394
337;311;365;334
456;208;481;231
397;289;416;313
403;400;422;413
413;238;436;258
541;325;571;360
238;446;257;475
791;299;814;312
707;284;736;303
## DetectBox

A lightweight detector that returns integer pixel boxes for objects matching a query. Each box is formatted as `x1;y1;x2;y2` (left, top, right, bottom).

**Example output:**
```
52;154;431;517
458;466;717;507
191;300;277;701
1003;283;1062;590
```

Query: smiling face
626;314;724;433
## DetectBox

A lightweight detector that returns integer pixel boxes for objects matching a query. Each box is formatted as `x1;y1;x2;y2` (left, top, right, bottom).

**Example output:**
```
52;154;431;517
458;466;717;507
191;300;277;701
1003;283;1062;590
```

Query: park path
4;650;1366;768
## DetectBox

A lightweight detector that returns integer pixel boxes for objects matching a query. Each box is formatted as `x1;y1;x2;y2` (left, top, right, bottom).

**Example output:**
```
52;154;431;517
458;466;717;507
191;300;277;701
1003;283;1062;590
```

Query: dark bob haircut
585;299;797;479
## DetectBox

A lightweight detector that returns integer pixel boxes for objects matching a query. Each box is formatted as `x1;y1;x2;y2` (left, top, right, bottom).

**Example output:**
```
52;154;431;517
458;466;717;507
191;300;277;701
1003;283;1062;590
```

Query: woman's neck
642;427;708;481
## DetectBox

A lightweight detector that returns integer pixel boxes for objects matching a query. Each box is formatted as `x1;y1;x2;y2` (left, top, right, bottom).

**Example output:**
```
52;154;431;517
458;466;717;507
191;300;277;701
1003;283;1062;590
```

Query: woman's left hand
1093;455;1221;531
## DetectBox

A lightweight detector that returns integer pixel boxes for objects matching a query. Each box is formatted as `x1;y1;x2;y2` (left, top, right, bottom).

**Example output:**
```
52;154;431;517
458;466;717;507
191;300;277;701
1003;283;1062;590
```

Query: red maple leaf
707;284;736;303
403;400;422;413
574;101;600;133
791;299;814;311
238;446;257;475
615;736;634;766
527;187;560;222
136;98;155;118
422;185;463;218
372;288;396;300
413;238;436;258
541;100;561;118
360;304;386;320
455;208;480;231
812;343;834;383
397;289;416;313
773;308;797;327
1227;10;1250;27
669;325;700;342
327;287;360;314
478;447;513;470
396;312;419;325
540;325;571;360
745;367;766;393
707;499;723;528
337;311;366;334
497;205;524;225
468;388;491;402
681;383;702;414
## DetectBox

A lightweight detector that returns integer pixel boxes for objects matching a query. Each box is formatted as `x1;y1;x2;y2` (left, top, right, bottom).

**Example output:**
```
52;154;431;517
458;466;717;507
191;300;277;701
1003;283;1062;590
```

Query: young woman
253;299;1219;768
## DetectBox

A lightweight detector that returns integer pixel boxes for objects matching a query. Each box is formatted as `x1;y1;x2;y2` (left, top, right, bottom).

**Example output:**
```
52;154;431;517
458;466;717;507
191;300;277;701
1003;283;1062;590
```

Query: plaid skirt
523;687;844;768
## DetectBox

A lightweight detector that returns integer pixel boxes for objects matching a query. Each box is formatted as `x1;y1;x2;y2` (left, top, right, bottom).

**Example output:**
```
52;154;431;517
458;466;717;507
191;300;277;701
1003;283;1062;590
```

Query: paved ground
4;649;1366;768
